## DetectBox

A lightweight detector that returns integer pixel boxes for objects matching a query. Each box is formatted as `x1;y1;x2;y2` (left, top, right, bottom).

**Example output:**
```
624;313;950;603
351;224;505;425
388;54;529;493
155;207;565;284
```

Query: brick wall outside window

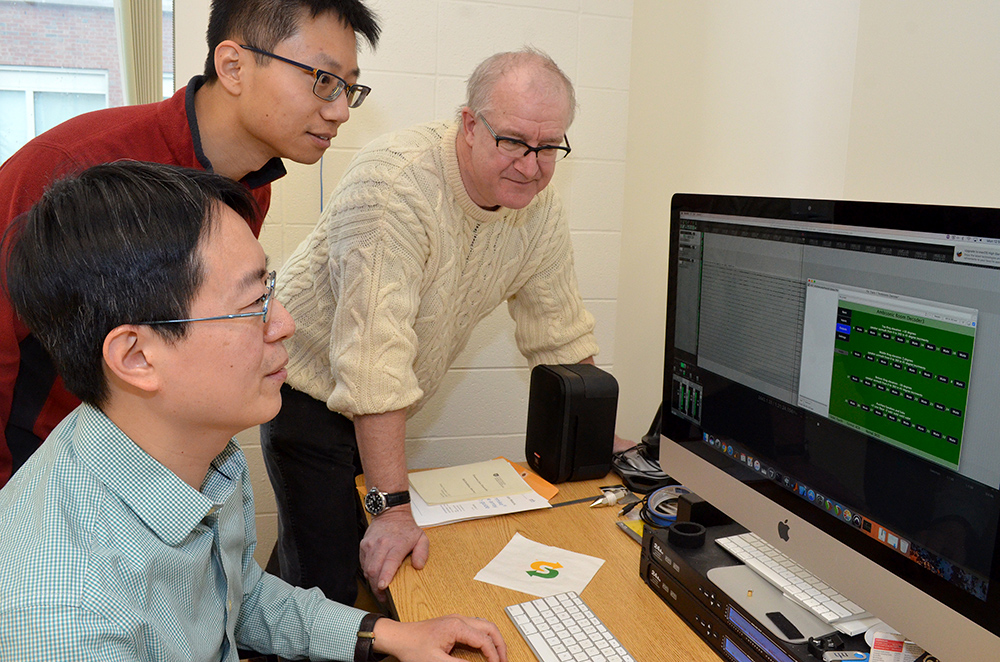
0;1;175;107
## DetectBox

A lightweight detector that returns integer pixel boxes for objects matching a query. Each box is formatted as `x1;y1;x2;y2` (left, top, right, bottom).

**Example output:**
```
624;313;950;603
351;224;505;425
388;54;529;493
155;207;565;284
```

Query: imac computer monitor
659;193;1000;659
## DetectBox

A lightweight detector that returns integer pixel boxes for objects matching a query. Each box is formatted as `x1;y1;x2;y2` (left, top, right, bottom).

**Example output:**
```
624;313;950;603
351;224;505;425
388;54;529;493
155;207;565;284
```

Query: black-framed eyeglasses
141;271;276;326
240;45;371;108
478;114;571;163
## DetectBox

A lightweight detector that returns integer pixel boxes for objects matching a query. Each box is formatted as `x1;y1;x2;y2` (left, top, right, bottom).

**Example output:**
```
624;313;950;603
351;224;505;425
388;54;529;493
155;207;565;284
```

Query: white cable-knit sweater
277;120;598;417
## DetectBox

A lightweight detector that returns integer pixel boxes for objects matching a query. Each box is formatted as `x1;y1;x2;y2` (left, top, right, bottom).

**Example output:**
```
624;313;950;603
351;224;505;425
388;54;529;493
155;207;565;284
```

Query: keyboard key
840;599;865;614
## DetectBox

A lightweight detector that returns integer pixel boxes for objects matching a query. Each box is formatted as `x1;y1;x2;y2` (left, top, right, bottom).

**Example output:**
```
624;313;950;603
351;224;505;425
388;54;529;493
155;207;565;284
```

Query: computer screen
659;193;1000;659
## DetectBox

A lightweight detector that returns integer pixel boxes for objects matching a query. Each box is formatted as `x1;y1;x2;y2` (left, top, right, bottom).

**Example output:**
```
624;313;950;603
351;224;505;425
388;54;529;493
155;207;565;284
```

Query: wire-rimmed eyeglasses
140;271;276;326
240;45;371;108
478;114;571;163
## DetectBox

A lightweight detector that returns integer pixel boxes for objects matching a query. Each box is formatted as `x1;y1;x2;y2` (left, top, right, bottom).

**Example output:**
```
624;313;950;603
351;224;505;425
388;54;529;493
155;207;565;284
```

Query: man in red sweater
0;0;380;486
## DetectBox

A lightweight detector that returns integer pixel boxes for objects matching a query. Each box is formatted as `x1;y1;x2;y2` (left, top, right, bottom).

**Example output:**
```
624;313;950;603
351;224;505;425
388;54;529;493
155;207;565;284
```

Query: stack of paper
408;458;552;527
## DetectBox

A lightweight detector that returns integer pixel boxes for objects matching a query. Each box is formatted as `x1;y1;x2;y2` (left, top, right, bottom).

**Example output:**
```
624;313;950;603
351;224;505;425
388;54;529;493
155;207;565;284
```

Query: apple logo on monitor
778;519;790;542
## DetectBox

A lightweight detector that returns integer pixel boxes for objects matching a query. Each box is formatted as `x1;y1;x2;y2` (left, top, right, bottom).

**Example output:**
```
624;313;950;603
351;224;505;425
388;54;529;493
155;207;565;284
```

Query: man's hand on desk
360;505;429;601
374;614;507;662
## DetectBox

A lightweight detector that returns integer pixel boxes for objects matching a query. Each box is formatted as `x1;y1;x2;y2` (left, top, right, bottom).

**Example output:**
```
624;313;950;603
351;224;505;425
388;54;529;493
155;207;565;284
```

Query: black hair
203;0;381;79
2;161;258;407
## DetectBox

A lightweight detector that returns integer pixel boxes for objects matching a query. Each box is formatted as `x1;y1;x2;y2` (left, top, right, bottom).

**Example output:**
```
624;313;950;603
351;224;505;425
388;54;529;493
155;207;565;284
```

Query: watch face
364;489;385;515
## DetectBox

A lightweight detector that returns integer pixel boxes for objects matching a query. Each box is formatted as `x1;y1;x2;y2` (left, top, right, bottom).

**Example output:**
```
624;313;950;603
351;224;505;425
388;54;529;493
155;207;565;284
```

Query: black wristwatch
364;487;410;516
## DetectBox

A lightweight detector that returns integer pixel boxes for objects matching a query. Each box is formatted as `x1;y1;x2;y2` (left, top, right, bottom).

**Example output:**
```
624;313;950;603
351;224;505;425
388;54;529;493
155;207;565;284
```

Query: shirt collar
184;75;287;188
72;404;239;546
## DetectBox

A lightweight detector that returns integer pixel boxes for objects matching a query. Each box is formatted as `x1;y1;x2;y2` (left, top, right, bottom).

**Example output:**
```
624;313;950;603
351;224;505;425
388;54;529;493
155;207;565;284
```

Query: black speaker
525;364;618;483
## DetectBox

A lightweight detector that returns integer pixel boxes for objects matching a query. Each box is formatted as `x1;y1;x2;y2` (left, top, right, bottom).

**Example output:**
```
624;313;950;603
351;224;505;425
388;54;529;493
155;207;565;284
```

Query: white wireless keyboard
716;532;872;625
505;591;636;662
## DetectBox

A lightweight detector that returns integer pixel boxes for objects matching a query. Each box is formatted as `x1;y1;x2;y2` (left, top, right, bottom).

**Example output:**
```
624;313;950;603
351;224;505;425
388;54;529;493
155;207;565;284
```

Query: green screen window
828;302;975;468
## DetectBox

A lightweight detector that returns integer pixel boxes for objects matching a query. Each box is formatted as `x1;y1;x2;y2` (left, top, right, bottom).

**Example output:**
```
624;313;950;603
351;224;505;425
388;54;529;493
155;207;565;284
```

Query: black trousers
260;384;366;605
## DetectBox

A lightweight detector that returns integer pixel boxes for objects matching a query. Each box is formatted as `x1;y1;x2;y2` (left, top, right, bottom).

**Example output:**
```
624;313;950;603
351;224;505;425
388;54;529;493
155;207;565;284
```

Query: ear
103;325;161;394
460;107;477;148
213;40;247;95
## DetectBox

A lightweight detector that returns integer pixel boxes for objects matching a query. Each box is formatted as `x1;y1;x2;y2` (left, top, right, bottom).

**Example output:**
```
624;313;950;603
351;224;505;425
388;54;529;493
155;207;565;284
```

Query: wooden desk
362;474;718;662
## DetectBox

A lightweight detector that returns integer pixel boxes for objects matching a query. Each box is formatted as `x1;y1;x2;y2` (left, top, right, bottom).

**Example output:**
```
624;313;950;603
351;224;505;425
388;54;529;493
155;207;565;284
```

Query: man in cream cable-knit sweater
263;48;622;606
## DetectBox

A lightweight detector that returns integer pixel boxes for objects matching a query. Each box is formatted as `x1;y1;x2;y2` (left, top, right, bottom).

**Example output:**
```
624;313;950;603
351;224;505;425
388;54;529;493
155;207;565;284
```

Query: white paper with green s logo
474;533;604;597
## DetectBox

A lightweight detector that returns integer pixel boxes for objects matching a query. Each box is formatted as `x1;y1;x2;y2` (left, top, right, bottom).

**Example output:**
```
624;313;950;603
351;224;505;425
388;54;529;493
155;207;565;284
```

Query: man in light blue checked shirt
0;161;507;662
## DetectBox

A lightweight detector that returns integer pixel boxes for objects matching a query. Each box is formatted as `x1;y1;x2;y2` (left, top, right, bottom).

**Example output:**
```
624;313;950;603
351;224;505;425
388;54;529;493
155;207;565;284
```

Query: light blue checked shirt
0;404;368;661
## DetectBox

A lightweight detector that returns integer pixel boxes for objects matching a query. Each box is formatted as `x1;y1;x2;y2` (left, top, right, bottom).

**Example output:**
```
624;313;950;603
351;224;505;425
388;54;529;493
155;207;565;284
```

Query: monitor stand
708;565;831;644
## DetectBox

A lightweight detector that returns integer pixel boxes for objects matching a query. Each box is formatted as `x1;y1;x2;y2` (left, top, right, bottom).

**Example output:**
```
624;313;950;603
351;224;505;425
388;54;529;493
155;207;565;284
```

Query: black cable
638;484;687;528
611;402;673;493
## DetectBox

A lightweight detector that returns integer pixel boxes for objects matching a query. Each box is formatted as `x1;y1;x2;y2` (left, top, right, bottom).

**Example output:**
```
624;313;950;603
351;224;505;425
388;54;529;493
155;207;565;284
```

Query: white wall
174;0;633;563
616;0;1000;440
843;1;1000;207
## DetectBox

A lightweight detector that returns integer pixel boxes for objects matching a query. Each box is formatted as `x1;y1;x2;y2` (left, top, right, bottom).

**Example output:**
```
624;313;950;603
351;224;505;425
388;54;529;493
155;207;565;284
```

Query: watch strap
383;489;410;509
354;612;386;662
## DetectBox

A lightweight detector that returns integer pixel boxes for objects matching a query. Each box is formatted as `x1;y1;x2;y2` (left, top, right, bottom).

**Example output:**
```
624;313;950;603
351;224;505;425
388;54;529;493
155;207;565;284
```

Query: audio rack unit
641;549;771;662
640;523;867;662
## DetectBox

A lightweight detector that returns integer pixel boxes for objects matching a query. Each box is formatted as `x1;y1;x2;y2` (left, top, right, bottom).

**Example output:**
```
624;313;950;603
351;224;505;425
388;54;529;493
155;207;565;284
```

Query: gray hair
461;47;577;127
